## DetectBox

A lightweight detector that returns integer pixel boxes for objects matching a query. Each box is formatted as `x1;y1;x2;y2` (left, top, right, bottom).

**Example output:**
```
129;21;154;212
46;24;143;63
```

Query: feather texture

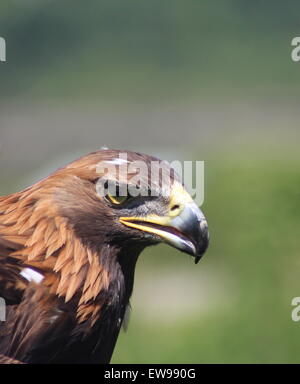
0;149;181;363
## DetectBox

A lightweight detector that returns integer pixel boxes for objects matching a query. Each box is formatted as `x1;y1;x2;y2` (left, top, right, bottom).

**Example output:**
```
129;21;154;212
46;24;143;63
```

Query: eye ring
104;183;130;206
105;193;129;206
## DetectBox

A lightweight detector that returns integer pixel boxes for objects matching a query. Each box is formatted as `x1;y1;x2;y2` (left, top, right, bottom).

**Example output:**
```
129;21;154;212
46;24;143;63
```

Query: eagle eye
105;193;129;205
104;183;130;206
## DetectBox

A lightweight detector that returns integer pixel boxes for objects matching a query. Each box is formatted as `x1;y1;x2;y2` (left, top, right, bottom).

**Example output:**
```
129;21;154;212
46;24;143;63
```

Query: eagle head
55;149;209;264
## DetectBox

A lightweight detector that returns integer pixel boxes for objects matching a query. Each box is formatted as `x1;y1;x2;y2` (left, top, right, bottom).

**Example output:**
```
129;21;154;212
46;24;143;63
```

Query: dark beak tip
194;248;207;265
194;232;209;265
194;256;201;264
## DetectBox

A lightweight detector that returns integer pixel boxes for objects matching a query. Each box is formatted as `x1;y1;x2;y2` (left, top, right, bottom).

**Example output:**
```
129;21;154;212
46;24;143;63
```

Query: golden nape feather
0;149;209;364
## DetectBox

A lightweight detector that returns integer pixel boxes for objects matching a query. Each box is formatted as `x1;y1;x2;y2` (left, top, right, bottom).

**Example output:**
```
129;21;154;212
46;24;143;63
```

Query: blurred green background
1;0;300;363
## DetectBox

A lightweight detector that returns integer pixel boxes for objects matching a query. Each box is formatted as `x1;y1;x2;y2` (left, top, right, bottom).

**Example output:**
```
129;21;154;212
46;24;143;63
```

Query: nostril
171;204;180;212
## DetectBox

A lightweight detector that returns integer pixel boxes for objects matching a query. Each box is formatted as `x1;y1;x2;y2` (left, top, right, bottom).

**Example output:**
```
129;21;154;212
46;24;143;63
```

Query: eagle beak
119;197;209;264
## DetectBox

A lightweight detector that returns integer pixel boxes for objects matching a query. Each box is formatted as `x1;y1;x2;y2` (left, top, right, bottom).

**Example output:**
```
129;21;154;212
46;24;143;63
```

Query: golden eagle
0;149;209;363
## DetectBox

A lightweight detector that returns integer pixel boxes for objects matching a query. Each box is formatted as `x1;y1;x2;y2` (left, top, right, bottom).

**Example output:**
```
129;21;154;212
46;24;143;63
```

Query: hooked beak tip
120;201;209;263
195;256;201;265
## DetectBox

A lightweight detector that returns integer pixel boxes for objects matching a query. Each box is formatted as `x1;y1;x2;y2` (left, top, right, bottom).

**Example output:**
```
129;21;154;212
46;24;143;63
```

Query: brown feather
0;149;177;363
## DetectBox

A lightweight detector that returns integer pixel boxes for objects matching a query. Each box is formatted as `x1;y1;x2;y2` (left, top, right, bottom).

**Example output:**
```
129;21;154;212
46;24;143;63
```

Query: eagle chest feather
0;191;138;363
